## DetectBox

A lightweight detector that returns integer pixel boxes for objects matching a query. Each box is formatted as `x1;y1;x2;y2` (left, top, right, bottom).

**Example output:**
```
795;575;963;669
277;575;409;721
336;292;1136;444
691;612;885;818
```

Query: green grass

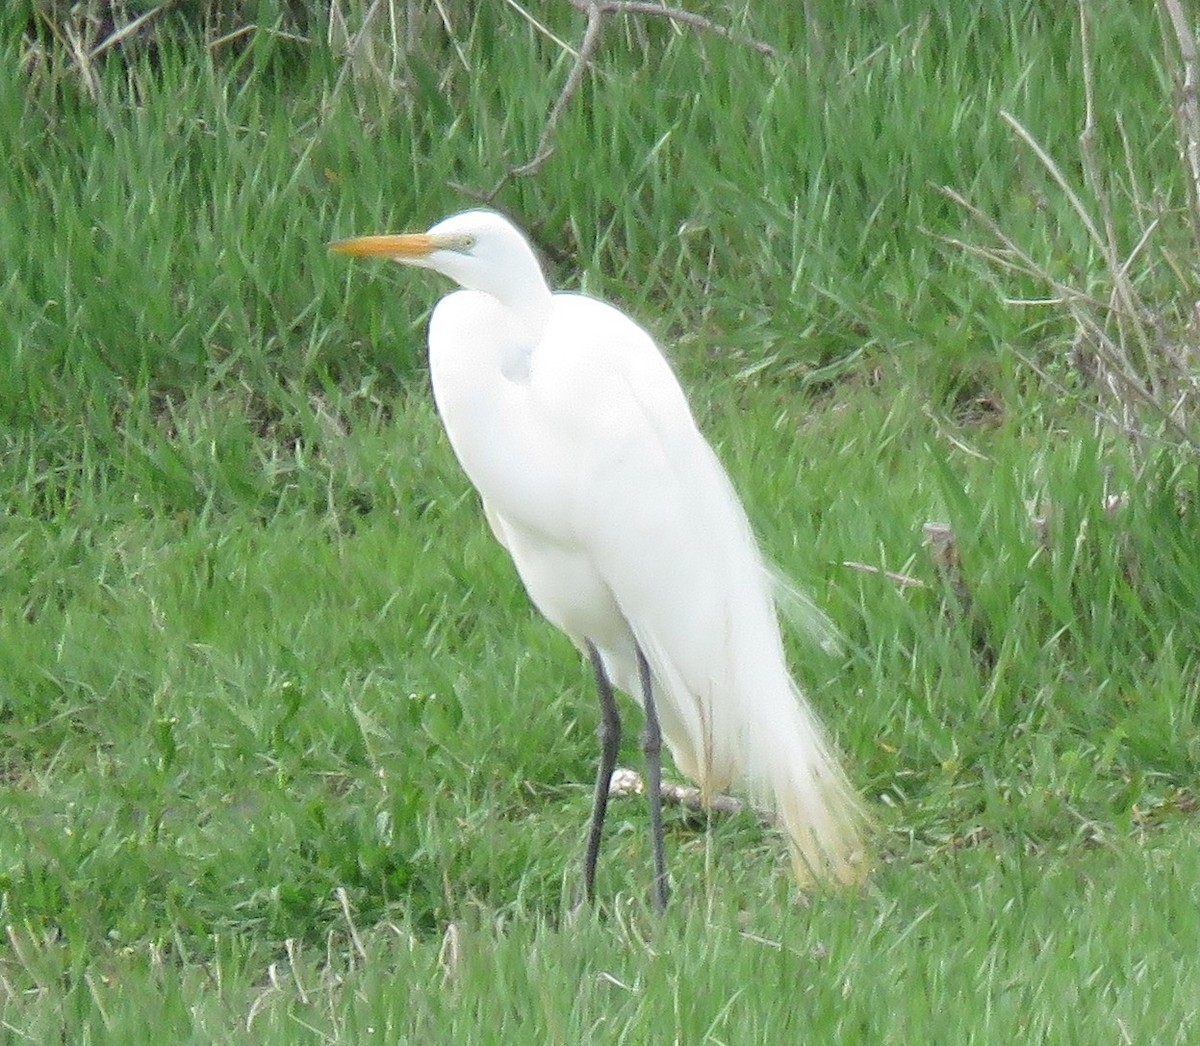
3;1;1199;1040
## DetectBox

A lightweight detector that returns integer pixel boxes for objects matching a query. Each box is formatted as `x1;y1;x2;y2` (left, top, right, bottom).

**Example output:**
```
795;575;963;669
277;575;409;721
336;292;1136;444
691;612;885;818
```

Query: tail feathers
767;563;844;658
756;689;869;886
636;629;870;887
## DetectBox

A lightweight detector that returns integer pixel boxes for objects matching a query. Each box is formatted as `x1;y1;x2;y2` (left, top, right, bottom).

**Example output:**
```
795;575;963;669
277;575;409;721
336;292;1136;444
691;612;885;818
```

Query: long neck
473;261;554;334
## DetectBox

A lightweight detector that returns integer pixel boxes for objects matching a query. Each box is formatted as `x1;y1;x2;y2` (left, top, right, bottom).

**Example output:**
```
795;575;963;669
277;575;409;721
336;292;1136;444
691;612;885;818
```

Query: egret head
330;209;552;312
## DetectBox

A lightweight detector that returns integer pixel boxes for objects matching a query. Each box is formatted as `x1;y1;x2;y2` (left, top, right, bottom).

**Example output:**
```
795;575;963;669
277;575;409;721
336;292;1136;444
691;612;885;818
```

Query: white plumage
331;210;866;903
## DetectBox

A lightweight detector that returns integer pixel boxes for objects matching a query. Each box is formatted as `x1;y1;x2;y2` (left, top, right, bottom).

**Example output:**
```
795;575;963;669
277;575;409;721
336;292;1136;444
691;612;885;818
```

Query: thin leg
583;642;621;905
637;646;670;914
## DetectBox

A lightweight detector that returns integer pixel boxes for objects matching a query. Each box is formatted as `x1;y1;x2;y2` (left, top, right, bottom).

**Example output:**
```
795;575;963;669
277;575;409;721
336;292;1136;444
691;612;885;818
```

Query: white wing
429;288;865;883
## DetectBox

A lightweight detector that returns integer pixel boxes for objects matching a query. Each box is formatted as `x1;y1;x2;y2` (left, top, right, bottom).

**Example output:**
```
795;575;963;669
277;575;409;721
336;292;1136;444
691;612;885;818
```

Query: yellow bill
328;233;436;259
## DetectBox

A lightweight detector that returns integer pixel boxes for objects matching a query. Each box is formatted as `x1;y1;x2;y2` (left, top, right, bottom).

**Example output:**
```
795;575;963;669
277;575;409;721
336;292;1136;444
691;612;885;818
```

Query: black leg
583;642;621;905
637;646;670;914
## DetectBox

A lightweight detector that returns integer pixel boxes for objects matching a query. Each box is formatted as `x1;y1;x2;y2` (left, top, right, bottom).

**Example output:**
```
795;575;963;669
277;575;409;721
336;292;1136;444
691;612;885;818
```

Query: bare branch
570;0;777;57
456;0;776;203
511;2;607;178
609;767;749;817
455;2;605;203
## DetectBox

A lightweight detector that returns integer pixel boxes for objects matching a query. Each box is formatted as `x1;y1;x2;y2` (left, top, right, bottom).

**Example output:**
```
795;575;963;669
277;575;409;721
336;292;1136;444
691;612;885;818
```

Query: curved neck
472;260;554;333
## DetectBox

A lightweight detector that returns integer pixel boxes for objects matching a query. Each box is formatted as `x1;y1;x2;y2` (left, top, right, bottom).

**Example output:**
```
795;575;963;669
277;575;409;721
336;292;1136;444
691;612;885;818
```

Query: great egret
330;210;866;910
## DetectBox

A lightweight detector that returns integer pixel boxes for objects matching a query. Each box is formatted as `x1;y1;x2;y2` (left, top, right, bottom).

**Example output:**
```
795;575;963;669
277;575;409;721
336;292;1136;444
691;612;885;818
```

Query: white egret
330;210;866;910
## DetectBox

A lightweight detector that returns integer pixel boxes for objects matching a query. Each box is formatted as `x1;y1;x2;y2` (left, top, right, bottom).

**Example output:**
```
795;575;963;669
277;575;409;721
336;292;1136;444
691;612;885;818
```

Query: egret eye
446;233;476;253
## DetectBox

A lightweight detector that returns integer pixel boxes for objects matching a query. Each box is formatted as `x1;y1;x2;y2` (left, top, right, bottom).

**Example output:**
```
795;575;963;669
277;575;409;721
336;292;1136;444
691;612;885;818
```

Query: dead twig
609;767;748;818
572;1;776;58
507;2;607;180
452;2;605;203
841;561;928;589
